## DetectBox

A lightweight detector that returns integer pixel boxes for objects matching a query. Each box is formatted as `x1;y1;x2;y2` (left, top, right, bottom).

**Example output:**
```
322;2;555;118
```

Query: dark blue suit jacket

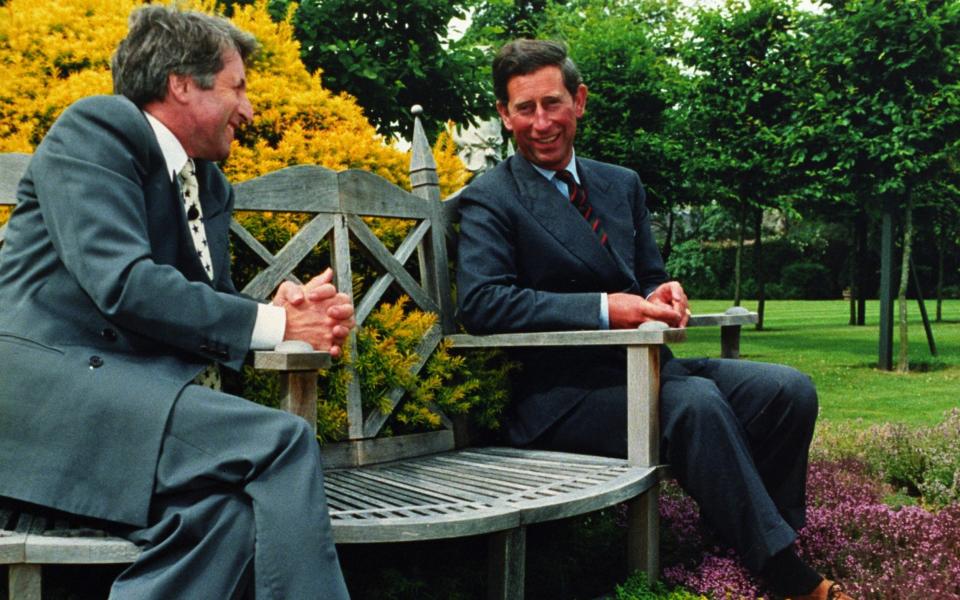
457;153;669;446
0;96;258;526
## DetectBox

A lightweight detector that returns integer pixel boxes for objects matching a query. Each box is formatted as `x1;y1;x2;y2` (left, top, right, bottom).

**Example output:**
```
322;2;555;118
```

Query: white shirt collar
531;149;579;185
143;111;189;181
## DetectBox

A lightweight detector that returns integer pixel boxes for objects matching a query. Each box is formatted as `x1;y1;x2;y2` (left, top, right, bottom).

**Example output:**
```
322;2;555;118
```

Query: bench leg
487;526;526;600
627;486;659;582
9;564;41;600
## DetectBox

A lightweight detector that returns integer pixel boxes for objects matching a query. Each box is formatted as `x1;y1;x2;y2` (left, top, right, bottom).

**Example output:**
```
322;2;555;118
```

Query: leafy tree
264;0;494;139
798;0;960;370
679;0;807;326
462;0;553;46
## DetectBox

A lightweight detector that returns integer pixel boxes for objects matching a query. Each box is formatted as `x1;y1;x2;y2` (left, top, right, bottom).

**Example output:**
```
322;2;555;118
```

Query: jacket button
100;328;117;342
88;355;104;369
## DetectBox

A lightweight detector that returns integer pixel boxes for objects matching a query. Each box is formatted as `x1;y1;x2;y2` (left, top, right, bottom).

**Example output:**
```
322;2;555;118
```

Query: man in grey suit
457;40;853;600
0;6;352;599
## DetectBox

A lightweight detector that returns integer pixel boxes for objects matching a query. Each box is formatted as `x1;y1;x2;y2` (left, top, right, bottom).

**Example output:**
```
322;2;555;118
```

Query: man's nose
239;93;254;123
532;106;551;129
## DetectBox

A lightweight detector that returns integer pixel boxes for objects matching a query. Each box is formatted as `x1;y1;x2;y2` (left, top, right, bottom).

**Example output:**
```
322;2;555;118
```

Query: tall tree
680;0;805;327
269;0;494;138
799;0;960;370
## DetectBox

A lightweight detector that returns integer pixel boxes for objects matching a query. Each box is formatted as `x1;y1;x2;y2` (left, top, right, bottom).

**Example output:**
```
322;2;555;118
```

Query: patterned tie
555;169;607;246
177;159;215;281
177;159;221;391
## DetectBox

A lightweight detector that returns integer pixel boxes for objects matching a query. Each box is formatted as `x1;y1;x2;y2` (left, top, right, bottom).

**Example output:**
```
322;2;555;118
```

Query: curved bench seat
327;447;660;544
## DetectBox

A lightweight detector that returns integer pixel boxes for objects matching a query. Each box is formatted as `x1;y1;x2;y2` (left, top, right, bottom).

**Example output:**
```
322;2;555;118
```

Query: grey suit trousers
534;357;818;573
110;385;349;599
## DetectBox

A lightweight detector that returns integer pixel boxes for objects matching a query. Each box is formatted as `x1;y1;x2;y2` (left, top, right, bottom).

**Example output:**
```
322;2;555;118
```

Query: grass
676;299;960;427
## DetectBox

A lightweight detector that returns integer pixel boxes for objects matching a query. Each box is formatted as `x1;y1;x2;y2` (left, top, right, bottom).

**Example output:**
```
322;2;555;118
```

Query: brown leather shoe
790;578;855;600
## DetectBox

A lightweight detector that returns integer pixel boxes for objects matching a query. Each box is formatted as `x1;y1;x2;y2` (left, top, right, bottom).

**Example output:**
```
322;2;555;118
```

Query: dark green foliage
276;0;493;138
779;262;833;299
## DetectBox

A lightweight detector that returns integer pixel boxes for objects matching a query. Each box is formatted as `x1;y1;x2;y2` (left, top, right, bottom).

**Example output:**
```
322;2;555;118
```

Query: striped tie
555;169;607;246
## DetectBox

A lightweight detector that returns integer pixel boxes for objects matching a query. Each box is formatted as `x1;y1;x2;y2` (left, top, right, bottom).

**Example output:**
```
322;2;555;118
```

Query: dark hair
111;5;258;107
492;39;582;105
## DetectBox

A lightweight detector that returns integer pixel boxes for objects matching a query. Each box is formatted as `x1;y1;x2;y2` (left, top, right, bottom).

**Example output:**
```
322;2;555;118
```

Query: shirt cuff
599;292;610;330
250;303;286;350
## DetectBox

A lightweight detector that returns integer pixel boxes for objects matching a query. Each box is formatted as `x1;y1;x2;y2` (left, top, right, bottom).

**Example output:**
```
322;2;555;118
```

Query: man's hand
646;281;690;328
608;289;686;329
272;268;336;307
272;268;356;357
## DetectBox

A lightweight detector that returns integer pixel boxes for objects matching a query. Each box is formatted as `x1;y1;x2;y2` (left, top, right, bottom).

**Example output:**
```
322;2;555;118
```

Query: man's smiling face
497;65;587;171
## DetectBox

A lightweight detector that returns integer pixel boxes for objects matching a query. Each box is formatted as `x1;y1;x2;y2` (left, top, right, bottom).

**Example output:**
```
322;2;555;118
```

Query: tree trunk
753;206;765;330
849;218;857;326
855;208;868;325
936;211;944;322
897;194;913;373
733;208;744;307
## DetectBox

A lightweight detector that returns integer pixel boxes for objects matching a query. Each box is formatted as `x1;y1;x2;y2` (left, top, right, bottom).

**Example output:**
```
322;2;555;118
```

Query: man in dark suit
457;40;852;600
0;6;352;598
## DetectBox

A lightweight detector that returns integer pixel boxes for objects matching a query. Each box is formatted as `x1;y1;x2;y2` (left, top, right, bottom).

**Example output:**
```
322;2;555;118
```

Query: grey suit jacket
0;95;258;526
456;153;669;446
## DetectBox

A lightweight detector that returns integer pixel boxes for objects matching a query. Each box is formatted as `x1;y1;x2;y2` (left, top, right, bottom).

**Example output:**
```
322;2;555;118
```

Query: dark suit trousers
534;358;818;573
110;385;349;599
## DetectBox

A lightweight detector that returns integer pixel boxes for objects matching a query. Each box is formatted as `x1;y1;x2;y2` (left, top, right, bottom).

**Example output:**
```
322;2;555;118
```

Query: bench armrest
687;307;758;359
446;323;681;469
446;322;686;349
250;342;331;432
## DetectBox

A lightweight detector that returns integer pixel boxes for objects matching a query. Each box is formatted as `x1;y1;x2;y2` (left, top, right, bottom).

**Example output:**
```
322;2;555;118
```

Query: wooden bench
0;112;757;600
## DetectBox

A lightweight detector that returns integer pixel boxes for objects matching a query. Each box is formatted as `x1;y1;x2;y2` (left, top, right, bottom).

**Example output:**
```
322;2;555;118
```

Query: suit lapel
576;160;642;292
510;155;632;289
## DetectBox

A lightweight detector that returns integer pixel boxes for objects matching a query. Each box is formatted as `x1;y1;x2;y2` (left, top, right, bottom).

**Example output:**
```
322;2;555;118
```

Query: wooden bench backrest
0;112;464;468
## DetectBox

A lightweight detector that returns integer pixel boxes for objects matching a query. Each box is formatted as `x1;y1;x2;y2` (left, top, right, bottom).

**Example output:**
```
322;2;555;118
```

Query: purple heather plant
653;459;960;600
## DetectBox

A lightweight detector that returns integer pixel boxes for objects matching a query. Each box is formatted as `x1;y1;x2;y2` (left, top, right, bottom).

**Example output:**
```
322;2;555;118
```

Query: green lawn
674;299;960;427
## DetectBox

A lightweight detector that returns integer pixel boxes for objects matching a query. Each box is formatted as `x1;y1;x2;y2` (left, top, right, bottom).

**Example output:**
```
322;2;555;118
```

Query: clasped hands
608;281;690;329
272;268;356;358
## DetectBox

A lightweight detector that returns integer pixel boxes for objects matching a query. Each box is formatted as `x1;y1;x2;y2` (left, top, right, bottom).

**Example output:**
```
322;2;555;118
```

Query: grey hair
492;39;582;105
111;5;258;107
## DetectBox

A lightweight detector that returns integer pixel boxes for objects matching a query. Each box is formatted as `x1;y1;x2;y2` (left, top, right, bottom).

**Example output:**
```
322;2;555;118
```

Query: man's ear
166;73;192;104
573;84;588;118
496;101;513;132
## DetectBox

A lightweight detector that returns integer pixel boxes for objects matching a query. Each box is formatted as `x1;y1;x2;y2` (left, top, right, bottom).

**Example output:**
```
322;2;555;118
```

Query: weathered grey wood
230;219;301;298
242;214;334;301
9;563;41;600
626;346;659;468
409;106;442;205
0;531;24;563
354;219;432;325
324;448;657;543
627;488;659;581
233;164;340;212
330;213;364;441
339;170;433;218
721;325;742;359
24;535;140;564
347;214;440;315
0;153;30;202
252;350;331;371
279;371;319;431
686;310;758;327
448;328;686;348
321;430;455;469
428;198;456;334
488;526;525;600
